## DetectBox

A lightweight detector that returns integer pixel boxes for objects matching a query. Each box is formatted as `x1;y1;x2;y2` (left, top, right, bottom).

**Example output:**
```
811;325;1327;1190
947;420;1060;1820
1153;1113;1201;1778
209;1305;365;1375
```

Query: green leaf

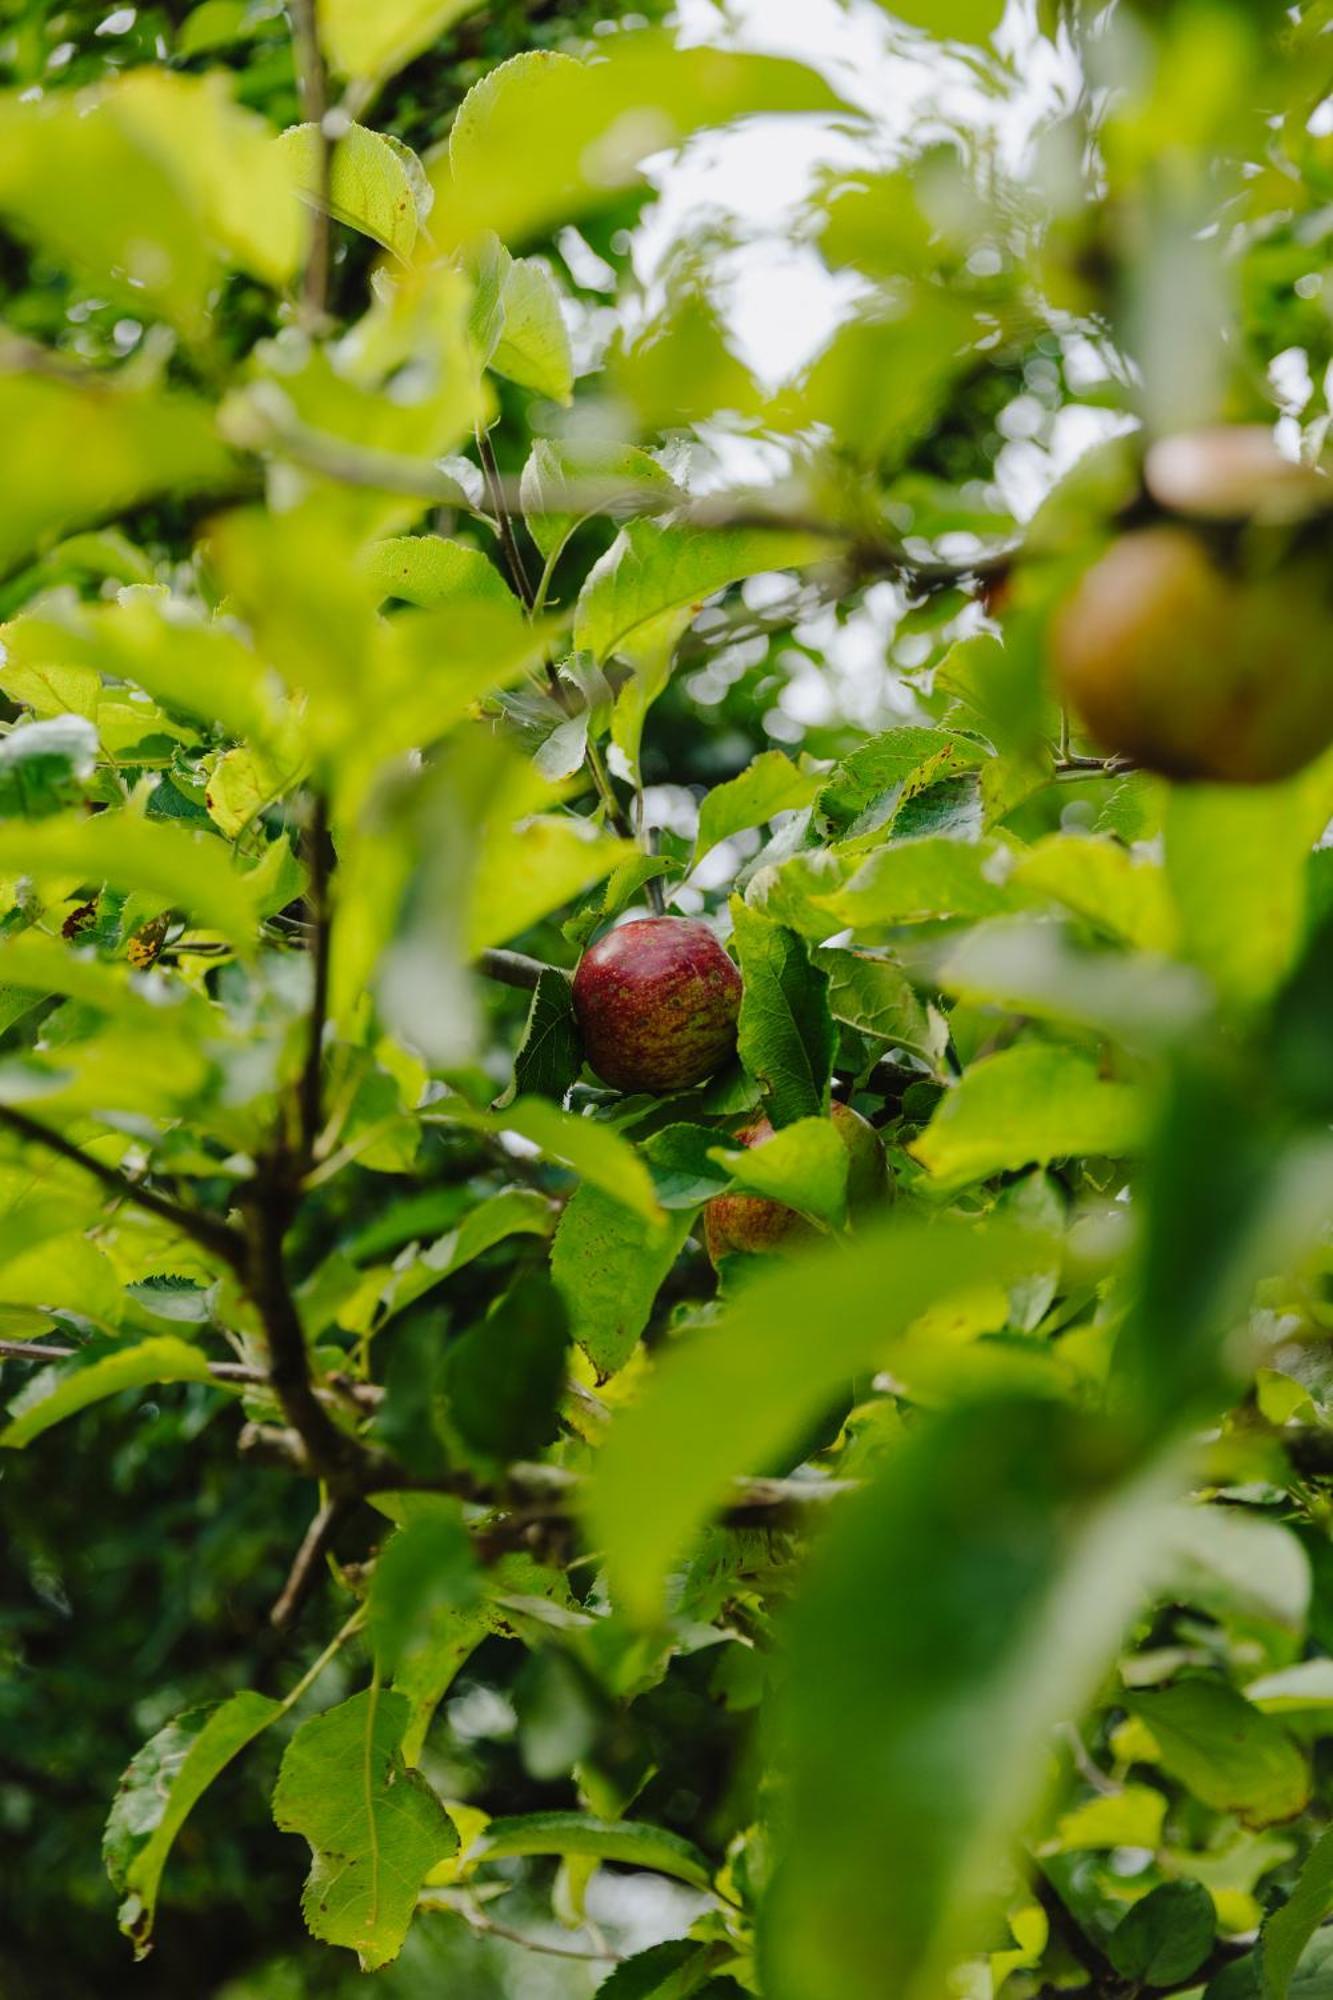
443;1270;568;1465
473;1811;712;1890
446;1096;662;1223
731;900;835;1127
817;727;984;841
521;438;679;567
710;1117;850;1230
563;852;674;952
1051;1786;1168;1853
496;969;581;1107
467;818;637;957
0;814;261;953
1261;1824;1333;2000
818;947;948;1070
277;122;427;260
0;369;235;579
393;1601;490;1767
639;1123;736;1209
368;1499;481;1676
1;590;290;751
490;255;573;404
693;752;823;866
204;743;294;839
1108;1882;1216;1987
762;1398;1175;2000
318;0;486;82
0;1235;123;1327
431;37;849;249
934;918;1207;1050
596;1942;723;1999
873;0;1006;43
273;1686;458;1971
813;836;1035;929
361;535;514;611
2;1336;217;1448
1166;759;1333;1008
389;1551;574;1765
115;69;303;286
1013;835;1179;953
587;1212;1057;1623
912;1044;1149;1193
380;1189;556;1332
1127;1681;1310;1828
577;519;831;666
0;87;209;331
0;716;97;819
1155;1505;1311;1635
105;1691;282;1959
551;1185;693;1377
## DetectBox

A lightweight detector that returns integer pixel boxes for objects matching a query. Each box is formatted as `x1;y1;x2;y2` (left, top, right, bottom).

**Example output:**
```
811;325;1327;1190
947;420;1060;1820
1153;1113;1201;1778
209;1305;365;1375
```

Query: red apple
572;916;742;1094
703;1101;887;1263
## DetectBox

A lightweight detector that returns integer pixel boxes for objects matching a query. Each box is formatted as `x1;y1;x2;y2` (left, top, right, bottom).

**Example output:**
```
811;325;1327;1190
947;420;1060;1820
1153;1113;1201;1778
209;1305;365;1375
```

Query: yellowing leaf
361;535;515;611
467;818;635;957
490;256;573;404
911;1044;1149;1192
0;369;234;579
0;815;260;952
1166;757;1333;1008
319;0;486;83
277;122;427;260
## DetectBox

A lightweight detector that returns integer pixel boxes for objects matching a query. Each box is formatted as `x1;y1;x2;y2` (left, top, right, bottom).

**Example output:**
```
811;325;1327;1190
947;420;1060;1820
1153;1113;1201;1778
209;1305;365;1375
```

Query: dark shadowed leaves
496;967;581;1106
1107;1881;1215;1986
444;1270;569;1464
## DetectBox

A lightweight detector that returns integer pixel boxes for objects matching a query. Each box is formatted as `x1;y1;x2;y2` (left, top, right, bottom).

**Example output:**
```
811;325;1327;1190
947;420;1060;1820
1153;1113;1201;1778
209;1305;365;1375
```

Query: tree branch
289;0;332;328
477;947;561;992
238;1161;391;1494
298;790;333;1167
0;1105;245;1273
270;1494;351;1631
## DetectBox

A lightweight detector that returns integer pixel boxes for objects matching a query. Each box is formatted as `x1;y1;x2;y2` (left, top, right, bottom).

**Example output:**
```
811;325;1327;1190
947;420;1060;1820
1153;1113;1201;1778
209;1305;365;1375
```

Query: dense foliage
6;0;1333;1995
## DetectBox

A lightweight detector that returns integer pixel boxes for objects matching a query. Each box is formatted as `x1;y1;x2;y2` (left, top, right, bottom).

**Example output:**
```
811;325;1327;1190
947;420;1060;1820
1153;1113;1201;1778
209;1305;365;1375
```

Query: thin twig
0;1105;245;1273
298;790;333;1167
277;1605;367;1714
0;1339;80;1364
289;0;332;328
477;947;561;992
419;1895;625;1964
476;424;538;608
271;1493;351;1631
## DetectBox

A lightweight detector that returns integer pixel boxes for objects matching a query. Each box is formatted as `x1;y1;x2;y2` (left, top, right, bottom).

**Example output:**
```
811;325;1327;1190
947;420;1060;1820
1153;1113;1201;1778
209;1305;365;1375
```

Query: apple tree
5;1;1333;1996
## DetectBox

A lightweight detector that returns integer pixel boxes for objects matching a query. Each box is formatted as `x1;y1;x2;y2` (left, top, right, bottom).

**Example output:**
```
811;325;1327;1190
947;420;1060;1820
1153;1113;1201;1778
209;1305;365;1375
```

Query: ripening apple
572;916;742;1094
1050;525;1333;784
703;1101;887;1263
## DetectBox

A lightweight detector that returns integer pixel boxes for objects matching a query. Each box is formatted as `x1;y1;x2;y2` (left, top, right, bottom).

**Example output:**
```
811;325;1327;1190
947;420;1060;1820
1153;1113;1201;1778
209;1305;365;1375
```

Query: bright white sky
640;0;1079;386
